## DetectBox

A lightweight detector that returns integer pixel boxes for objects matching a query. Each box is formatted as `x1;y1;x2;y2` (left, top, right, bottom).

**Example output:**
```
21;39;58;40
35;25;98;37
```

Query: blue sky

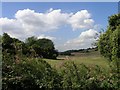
1;2;118;51
2;2;118;25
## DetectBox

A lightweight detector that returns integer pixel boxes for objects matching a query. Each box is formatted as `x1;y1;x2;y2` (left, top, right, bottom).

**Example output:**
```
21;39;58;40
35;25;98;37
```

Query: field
44;51;110;72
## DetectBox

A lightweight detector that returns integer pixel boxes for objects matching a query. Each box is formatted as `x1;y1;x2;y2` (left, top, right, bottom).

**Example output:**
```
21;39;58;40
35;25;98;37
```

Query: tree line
2;33;58;59
59;47;98;56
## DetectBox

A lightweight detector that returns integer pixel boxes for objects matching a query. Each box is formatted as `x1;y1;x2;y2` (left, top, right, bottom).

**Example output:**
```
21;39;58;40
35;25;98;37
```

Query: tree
110;26;120;73
25;37;58;59
2;33;58;59
98;13;120;73
2;33;15;55
25;36;37;47
36;38;58;59
25;36;38;57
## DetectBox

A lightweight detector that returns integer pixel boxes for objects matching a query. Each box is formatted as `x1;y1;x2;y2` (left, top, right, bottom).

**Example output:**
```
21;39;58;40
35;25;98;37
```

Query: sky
0;2;118;51
1;0;119;2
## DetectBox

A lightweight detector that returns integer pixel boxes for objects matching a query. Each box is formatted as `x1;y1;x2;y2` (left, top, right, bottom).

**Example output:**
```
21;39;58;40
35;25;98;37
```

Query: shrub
59;61;119;90
2;57;61;90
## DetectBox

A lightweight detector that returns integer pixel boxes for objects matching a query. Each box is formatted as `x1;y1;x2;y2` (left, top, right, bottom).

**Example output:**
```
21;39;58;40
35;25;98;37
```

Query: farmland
44;51;110;71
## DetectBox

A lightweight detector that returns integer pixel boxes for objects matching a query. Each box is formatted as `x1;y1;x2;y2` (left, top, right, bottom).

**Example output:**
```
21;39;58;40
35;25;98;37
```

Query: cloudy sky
0;2;118;51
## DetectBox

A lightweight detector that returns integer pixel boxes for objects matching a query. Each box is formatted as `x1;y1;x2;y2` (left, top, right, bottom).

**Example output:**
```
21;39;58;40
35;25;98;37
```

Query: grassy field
44;51;110;72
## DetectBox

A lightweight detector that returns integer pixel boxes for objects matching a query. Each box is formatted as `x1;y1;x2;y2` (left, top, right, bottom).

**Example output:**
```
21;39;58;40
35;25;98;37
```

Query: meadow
44;51;110;72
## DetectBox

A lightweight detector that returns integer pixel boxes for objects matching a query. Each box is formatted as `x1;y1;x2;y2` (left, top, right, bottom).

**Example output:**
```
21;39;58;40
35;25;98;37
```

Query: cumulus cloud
0;8;94;40
38;34;56;40
0;18;26;39
15;9;71;32
68;10;94;30
0;9;71;39
57;29;98;51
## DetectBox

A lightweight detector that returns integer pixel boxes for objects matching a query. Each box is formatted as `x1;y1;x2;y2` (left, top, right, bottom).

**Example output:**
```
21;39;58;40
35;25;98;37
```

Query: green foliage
110;26;120;73
2;56;61;90
25;36;58;59
0;35;2;90
98;28;112;60
98;13;120;89
98;14;120;72
2;33;15;55
2;33;58;59
98;14;120;60
108;13;120;30
59;62;119;90
60;62;89;89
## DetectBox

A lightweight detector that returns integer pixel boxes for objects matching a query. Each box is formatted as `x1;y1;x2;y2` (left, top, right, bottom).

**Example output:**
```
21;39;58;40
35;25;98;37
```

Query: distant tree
25;36;37;47
25;36;37;57
25;37;58;59
59;50;72;56
36;38;58;59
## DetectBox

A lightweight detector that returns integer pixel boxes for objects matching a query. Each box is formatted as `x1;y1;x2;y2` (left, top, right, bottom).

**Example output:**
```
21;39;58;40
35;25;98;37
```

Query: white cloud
57;29;98;51
68;10;94;30
0;9;71;40
15;9;71;32
0;18;26;39
38;34;56;40
0;9;95;40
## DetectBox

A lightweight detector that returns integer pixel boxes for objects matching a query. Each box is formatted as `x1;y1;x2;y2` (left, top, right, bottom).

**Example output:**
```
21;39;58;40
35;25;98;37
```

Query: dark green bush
2;57;61;90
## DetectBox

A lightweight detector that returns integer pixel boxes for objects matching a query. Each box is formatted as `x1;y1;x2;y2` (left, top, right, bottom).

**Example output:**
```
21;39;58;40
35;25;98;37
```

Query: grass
44;51;110;72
